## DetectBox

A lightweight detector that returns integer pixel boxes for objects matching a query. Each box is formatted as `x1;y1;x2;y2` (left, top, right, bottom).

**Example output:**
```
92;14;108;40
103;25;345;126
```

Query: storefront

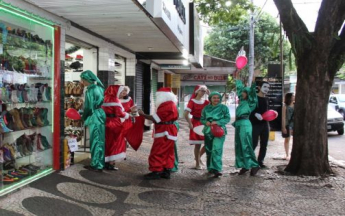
0;1;62;195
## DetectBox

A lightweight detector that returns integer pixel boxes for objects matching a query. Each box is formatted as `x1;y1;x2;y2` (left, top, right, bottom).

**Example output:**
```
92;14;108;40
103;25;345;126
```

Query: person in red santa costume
138;87;178;180
118;86;135;113
102;85;130;170
184;85;209;169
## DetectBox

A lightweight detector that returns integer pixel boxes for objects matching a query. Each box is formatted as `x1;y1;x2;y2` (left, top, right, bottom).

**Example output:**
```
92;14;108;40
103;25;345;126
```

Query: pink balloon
66;108;81;120
236;56;248;70
262;110;278;121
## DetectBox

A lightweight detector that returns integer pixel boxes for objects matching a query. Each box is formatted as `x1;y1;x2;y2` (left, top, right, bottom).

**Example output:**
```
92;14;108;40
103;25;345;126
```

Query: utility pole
248;0;255;86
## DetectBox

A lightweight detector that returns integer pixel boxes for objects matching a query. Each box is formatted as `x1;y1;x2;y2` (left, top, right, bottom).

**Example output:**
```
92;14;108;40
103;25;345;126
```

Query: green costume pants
204;133;225;172
234;119;259;169
87;109;106;169
171;142;179;172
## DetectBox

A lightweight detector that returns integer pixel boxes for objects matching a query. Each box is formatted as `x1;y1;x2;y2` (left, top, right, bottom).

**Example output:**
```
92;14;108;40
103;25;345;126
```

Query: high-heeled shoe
0;116;13;132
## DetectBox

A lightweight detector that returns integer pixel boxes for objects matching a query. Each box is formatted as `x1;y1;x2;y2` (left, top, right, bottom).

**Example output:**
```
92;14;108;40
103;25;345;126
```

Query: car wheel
338;128;344;135
339;110;345;120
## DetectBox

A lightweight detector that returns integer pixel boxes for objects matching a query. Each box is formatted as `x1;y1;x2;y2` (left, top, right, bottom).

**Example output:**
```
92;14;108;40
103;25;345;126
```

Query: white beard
155;92;177;109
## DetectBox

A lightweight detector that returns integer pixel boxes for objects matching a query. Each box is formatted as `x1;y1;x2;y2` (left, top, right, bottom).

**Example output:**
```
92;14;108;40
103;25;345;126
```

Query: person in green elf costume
80;70;106;172
233;79;260;176
200;92;230;177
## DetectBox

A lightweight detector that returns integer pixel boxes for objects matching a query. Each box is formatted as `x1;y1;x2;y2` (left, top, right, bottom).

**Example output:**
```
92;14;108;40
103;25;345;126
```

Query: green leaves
195;0;253;25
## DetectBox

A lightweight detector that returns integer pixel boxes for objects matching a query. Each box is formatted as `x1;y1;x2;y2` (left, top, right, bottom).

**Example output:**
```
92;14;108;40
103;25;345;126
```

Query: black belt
237;115;249;120
192;116;201;120
157;121;175;125
106;114;117;118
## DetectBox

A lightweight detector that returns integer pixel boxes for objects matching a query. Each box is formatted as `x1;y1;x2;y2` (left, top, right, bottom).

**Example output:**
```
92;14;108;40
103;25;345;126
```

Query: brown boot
11;109;25;130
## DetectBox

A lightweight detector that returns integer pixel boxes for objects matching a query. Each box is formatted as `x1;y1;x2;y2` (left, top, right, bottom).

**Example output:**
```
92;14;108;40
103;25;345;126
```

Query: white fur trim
189;140;204;145
184;107;192;112
152;113;161;123
117;86;125;98
102;102;125;111
191;99;205;105
105;152;126;162
155;92;177;108
124;113;129;119
144;119;153;126
154;131;178;141
120;97;131;103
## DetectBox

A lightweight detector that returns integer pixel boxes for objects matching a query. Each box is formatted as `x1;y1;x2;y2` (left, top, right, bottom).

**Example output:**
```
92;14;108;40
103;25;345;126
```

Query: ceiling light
127;33;132;37
148;47;154;51
183;60;189;65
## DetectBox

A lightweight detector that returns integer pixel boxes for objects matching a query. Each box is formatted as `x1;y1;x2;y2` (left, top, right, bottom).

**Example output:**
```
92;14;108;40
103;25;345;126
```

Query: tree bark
273;0;345;175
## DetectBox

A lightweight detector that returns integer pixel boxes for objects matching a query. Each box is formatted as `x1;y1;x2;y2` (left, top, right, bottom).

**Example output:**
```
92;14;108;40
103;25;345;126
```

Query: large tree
274;0;345;176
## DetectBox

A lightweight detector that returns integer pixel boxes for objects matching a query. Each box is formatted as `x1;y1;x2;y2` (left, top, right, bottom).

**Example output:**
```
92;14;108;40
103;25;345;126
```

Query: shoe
40;108;49;125
34;108;44;127
4;111;16;131
159;169;171;179
19;108;28;128
144;172;161;180
104;163;118;171
195;165;202;170
250;167;260;176
10;109;25;130
259;163;267;169
238;168;249;175
0;116;12;132
213;171;223;178
84;165;102;172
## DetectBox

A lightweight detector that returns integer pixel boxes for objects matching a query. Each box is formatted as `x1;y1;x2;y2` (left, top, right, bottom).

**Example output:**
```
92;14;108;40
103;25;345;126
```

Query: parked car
329;94;345;120
327;104;344;135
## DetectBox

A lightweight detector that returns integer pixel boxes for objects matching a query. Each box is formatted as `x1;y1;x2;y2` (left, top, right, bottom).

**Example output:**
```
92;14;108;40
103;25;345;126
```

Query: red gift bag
125;116;145;151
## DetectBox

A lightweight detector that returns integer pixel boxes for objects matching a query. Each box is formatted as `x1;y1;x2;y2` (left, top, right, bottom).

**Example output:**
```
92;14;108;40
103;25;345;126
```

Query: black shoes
104;162;119;171
84;165;102;173
238;168;249;175
159;169;171;179
213;171;223;178
259;163;267;169
250;167;260;176
144;172;161;180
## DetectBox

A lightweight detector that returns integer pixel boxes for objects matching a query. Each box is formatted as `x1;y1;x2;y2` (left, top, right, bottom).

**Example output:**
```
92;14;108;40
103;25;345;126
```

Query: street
1;118;345;216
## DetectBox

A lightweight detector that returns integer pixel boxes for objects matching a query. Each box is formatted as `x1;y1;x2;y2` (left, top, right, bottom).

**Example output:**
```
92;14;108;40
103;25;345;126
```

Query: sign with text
68;138;79;152
181;74;227;81
171;74;181;88
255;77;283;131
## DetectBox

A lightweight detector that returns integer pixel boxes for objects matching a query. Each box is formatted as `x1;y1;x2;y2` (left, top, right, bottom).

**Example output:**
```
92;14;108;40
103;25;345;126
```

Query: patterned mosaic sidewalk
1;120;345;216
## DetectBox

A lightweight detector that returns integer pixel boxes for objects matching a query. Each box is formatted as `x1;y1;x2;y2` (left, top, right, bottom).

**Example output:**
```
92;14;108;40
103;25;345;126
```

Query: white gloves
255;113;263;121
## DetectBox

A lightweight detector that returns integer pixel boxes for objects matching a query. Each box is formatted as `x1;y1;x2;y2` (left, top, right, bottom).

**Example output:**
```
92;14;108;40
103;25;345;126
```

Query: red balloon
236;55;248;70
211;125;224;137
262;110;278;121
66;108;81;120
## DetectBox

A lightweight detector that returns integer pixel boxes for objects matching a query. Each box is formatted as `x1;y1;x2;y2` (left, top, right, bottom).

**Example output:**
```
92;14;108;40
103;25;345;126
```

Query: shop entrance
63;36;98;169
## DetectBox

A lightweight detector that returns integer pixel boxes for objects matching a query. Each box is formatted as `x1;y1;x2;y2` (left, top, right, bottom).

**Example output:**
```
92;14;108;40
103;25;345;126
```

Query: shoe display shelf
0;17;55;191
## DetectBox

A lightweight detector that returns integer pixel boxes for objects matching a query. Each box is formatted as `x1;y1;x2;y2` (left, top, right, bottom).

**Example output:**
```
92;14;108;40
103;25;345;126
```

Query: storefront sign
255;77;283;131
160;64;191;70
171;74;181;88
189;3;203;68
181;74;227;81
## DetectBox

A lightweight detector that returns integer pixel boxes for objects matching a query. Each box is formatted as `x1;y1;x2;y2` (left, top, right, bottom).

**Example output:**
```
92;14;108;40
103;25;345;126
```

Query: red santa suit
185;85;209;145
149;88;178;172
102;85;130;162
119;87;134;113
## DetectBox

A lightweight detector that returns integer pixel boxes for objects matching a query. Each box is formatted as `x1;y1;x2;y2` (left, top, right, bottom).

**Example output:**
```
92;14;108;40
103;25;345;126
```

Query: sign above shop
160;64;191;70
173;0;186;24
181;74;227;81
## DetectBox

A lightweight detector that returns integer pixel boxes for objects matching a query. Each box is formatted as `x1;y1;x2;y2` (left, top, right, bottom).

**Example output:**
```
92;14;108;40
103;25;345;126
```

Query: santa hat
155;87;177;108
117;85;130;98
157;87;172;93
190;85;209;100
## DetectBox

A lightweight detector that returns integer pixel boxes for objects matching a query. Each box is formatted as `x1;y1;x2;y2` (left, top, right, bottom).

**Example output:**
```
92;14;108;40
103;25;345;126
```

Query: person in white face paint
249;81;270;168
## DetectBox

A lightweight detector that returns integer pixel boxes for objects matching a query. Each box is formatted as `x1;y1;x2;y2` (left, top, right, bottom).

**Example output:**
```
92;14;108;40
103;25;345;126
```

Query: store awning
24;0;180;54
169;55;237;75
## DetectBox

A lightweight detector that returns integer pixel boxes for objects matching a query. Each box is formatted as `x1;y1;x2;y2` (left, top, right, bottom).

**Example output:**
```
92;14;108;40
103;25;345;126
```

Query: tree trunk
273;0;345;176
285;52;333;175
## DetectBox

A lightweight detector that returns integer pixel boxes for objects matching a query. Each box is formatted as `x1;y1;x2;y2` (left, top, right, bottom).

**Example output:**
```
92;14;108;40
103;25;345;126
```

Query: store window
0;3;55;193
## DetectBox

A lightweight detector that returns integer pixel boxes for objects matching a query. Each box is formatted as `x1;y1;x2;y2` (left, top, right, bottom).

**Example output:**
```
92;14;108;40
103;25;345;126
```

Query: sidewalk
1;119;345;216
